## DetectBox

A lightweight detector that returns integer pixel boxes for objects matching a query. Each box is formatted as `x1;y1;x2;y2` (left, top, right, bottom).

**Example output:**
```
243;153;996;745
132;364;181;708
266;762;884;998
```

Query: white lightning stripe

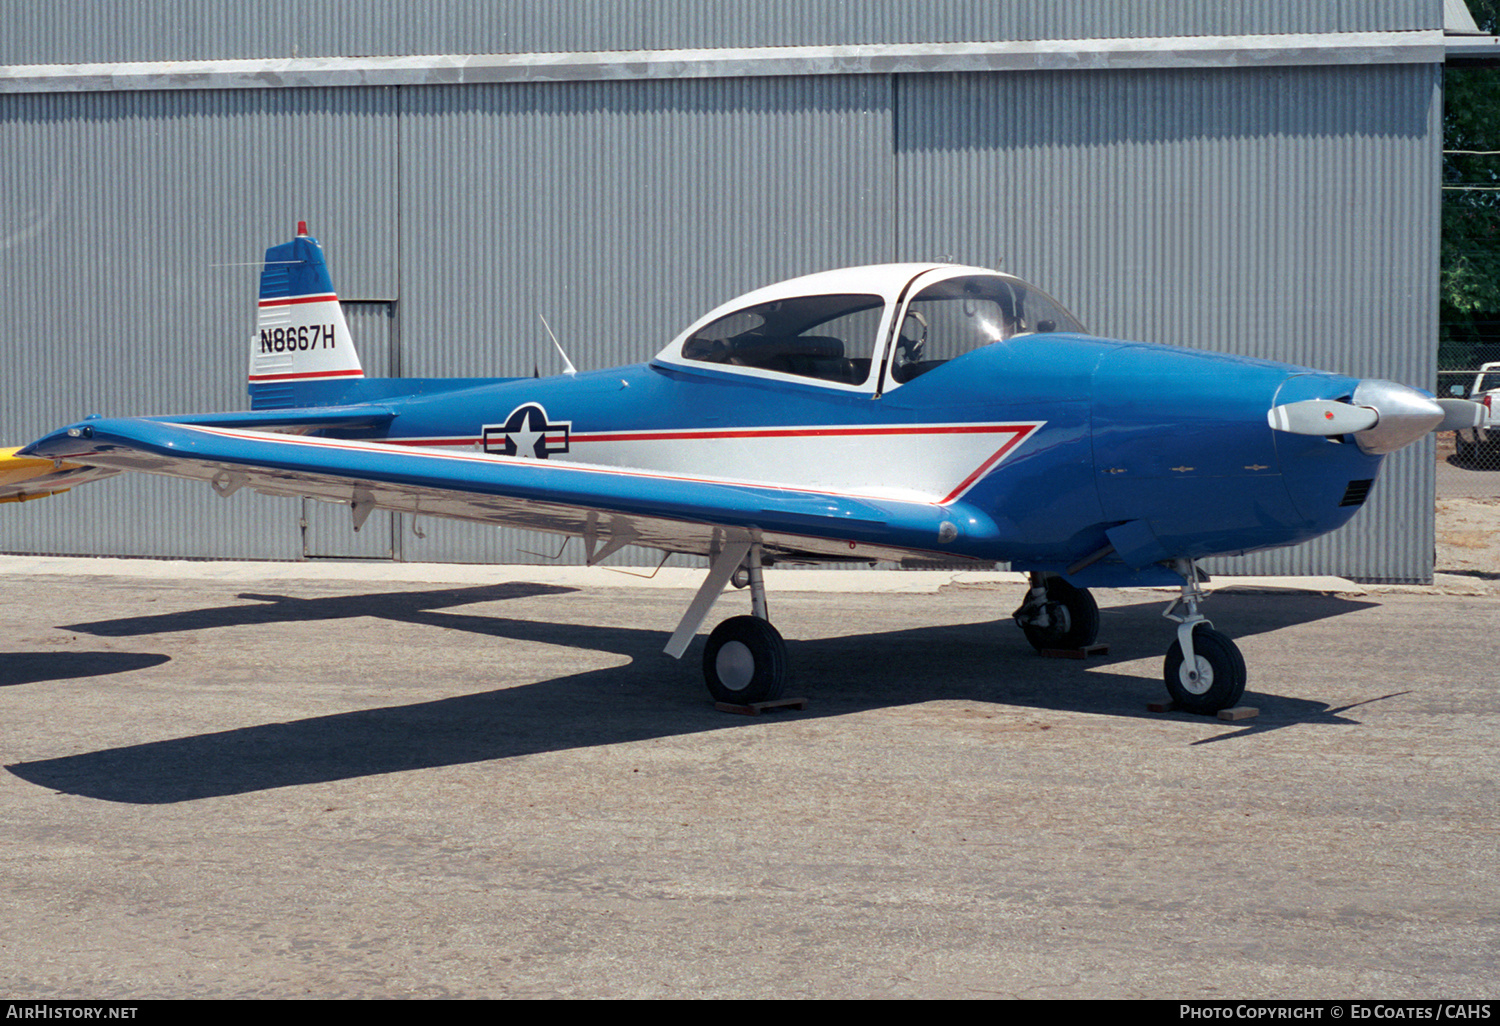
177;421;1042;506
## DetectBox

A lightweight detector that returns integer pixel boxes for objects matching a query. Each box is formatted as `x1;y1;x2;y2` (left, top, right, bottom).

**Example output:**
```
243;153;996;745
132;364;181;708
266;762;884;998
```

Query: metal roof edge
1444;35;1500;66
0;31;1450;93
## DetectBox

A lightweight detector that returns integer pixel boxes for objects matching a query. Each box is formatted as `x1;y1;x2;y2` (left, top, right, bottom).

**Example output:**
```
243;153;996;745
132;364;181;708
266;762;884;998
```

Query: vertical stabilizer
248;222;364;409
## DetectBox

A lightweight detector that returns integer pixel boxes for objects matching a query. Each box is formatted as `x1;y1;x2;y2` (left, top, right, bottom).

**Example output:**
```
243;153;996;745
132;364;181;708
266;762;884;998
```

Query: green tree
1443;0;1500;367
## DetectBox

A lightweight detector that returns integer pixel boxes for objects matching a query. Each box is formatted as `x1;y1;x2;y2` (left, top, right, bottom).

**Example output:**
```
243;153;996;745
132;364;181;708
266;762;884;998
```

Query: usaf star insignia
482;402;572;459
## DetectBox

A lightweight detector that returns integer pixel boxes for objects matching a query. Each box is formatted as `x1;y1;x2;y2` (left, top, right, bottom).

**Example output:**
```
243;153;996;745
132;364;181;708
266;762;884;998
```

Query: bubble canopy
654;264;1086;394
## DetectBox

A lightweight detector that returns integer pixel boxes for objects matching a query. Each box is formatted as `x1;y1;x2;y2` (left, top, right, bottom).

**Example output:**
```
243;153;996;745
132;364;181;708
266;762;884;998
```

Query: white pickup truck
1454;361;1500;460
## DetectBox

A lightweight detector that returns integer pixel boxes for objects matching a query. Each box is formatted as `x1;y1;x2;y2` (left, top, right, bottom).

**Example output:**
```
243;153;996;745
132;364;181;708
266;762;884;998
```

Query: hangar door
301;300;401;559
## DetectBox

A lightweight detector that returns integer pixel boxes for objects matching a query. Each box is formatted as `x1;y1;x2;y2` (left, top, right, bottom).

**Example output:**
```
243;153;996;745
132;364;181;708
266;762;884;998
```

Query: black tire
1019;577;1100;652
1163;627;1247;714
703;615;788;704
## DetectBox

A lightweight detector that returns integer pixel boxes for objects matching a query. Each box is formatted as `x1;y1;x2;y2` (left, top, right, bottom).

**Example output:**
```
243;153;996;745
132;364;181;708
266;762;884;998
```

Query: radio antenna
538;313;578;376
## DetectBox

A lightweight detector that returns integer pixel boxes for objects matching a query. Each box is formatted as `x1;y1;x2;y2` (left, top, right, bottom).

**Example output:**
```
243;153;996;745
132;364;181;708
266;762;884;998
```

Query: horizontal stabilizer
155;405;397;434
1267;399;1378;436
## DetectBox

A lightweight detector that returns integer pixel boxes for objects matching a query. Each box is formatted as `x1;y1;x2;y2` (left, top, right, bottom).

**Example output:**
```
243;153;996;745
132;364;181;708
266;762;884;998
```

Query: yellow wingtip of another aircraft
0;446;78;502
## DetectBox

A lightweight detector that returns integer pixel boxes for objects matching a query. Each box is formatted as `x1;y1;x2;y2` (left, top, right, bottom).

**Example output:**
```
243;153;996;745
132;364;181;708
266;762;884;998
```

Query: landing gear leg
1013;572;1099;652
664;538;788;704
1161;559;1246;714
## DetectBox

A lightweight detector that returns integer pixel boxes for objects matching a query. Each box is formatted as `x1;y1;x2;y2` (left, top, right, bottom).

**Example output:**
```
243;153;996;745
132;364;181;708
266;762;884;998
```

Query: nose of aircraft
1085;348;1476;565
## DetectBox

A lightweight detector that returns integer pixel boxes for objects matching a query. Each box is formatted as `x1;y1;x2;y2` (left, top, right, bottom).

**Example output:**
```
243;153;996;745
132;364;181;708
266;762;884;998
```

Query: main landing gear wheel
703;615;788;704
1163;626;1247;714
1016;575;1100;652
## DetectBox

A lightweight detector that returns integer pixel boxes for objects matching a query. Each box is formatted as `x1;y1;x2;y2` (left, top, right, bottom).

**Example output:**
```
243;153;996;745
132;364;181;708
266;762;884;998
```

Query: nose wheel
1160;560;1247;714
1164;625;1246;714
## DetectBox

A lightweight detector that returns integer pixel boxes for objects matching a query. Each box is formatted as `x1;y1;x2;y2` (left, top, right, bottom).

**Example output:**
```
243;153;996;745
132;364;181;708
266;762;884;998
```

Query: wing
20;418;1001;565
2;406;396;505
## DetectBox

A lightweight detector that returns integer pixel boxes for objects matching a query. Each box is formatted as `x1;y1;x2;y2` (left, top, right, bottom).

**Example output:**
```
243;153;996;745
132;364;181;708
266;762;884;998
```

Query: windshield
888;275;1085;385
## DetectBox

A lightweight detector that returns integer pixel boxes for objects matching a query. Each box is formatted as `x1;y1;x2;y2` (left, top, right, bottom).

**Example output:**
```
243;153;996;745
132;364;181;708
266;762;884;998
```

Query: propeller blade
1435;397;1486;432
1267;400;1378;436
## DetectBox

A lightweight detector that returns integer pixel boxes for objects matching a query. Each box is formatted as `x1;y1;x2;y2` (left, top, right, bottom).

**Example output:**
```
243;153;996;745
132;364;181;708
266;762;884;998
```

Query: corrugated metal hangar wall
0;1;1454;580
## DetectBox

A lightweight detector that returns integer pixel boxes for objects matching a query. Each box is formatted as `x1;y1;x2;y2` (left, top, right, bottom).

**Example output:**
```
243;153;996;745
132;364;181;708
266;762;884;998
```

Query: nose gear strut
1160;558;1247;713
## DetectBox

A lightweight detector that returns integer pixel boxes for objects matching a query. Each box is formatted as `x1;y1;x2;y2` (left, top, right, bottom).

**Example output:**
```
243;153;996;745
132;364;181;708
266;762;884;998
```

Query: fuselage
303;330;1381;578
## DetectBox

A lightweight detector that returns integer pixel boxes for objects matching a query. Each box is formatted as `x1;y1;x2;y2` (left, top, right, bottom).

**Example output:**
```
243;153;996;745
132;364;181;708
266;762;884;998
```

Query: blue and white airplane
2;224;1483;714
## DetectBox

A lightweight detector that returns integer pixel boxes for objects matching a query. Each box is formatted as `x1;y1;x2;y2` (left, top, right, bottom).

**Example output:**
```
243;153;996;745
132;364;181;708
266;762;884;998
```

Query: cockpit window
888;276;1086;385
681;293;883;386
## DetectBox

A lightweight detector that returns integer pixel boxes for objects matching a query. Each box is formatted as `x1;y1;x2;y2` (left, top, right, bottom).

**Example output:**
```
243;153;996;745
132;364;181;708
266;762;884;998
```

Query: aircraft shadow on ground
7;583;1381;803
56;581;579;637
0;651;171;687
